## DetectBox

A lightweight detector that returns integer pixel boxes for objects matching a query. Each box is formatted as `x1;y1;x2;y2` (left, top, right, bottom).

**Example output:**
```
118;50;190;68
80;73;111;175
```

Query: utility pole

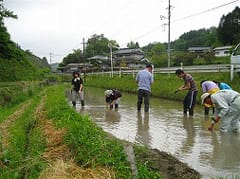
49;52;52;64
160;0;172;68
82;38;87;82
82;38;86;57
108;43;119;78
108;43;113;78
167;0;171;69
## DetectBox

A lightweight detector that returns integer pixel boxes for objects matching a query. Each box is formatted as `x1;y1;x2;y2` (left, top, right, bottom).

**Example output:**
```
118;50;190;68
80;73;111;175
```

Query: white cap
201;93;210;105
104;90;113;97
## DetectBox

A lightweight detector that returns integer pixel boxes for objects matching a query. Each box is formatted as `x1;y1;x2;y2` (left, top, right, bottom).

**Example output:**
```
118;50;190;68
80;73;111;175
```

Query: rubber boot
110;104;113;109
115;104;118;109
81;100;84;106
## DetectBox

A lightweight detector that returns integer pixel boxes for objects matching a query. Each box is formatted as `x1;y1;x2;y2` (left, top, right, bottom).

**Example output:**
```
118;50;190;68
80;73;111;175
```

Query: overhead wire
38;0;240;61
172;0;240;23
122;0;239;45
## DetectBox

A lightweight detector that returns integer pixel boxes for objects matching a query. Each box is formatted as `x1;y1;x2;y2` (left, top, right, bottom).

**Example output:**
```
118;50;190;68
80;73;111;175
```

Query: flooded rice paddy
71;87;240;178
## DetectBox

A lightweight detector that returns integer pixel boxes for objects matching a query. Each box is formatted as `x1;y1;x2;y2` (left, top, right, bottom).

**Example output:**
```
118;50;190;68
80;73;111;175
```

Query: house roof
87;55;108;60
113;48;144;56
188;47;212;51
115;56;150;64
213;46;232;51
65;63;91;68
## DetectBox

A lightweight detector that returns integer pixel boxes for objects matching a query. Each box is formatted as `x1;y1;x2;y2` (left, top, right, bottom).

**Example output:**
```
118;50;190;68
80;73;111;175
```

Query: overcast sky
3;0;239;63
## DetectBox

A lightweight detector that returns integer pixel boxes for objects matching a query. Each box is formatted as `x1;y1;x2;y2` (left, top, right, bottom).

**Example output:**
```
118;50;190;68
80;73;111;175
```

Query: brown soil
134;147;201;179
0;100;31;149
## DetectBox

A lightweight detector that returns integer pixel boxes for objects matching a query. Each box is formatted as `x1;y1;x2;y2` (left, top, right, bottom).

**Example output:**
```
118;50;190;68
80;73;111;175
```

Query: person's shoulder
186;73;194;79
185;73;192;77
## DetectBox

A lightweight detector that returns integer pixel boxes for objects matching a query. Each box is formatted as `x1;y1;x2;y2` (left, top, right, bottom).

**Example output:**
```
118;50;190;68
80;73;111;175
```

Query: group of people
71;65;240;133
104;64;154;112
174;69;240;133
71;64;154;113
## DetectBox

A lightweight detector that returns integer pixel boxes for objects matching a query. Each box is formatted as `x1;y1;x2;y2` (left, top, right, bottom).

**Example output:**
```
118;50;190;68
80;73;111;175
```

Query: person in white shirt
201;90;240;132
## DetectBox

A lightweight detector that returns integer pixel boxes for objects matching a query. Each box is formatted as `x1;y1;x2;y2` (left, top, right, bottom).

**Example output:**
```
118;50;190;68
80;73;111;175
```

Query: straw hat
104;90;113;97
201;93;210;105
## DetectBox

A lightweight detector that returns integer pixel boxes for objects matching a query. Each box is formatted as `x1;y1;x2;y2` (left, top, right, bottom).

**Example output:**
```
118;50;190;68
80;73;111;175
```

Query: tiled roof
113;48;144;55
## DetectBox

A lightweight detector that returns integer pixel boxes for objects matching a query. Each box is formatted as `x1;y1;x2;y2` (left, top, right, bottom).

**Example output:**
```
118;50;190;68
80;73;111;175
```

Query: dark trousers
183;90;198;116
137;89;150;112
204;106;215;115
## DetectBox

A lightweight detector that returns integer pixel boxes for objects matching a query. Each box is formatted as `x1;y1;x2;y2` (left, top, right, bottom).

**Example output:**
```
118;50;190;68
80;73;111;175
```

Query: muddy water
73;87;240;178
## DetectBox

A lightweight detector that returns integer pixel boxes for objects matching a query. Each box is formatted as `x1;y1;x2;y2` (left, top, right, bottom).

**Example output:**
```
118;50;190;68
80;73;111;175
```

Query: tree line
1;0;239;69
0;0;51;81
59;6;240;68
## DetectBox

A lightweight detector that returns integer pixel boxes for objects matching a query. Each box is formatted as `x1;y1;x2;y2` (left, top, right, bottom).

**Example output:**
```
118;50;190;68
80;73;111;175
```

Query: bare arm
208;116;220;131
177;82;191;91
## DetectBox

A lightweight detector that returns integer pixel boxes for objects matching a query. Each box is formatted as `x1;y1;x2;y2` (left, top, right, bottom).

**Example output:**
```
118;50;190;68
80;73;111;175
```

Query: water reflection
210;132;240;172
72;87;240;178
105;110;121;124
135;112;151;147
179;116;196;154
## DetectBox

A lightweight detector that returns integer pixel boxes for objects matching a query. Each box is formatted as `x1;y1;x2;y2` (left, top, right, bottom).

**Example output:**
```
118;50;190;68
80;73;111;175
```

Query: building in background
213;46;232;57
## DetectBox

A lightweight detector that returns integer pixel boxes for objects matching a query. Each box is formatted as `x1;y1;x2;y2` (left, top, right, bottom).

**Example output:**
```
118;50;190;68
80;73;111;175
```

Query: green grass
0;92;47;178
0;81;42;123
1;74;239;178
44;84;164;178
83;72;240;104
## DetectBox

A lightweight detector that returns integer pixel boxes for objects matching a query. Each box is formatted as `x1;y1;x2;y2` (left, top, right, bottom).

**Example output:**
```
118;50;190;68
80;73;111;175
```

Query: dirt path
36;98;115;179
0;100;31;149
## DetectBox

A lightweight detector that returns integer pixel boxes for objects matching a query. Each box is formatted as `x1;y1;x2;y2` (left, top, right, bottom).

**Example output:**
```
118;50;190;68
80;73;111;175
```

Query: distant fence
57;64;240;80
87;64;235;76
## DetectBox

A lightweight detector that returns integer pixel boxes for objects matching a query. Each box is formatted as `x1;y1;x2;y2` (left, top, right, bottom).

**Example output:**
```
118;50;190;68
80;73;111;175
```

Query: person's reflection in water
79;106;84;115
135;112;151;147
179;115;196;154
210;132;240;172
105;110;121;124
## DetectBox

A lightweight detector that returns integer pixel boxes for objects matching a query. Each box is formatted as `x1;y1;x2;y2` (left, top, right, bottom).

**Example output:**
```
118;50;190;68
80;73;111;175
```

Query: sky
3;0;240;63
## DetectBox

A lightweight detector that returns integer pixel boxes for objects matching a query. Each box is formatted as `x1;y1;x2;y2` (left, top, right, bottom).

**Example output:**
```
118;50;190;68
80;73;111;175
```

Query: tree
0;0;17;21
127;41;140;48
142;42;166;56
0;0;20;59
85;34;117;58
172;39;187;51
217;6;240;45
177;28;217;48
61;49;83;66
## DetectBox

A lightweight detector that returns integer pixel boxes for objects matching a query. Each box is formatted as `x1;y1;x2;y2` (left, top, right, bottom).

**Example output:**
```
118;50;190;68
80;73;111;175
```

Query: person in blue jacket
213;80;232;90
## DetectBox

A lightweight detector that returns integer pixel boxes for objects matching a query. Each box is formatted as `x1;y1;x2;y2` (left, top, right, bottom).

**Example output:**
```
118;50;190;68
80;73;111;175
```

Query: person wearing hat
175;69;198;116
201;90;240;132
71;71;84;107
104;89;122;110
200;80;220;115
136;64;154;113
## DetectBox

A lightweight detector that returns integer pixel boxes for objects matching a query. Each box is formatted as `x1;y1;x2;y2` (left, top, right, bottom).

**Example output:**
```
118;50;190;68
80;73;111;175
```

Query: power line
125;0;239;44
172;0;240;23
34;0;240;61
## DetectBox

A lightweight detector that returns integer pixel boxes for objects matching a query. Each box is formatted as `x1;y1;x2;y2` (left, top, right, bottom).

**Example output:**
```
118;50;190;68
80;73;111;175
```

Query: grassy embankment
83;72;240;103
0;81;41;122
0;84;166;178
